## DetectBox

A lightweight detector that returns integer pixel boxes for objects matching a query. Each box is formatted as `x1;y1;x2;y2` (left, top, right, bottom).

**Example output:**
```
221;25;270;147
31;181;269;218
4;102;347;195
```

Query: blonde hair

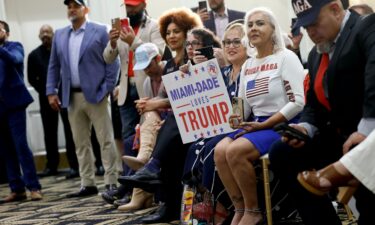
223;23;246;42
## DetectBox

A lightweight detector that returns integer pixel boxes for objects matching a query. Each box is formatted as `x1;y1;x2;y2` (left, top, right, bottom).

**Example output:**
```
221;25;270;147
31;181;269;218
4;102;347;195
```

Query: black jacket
27;44;51;95
301;12;375;136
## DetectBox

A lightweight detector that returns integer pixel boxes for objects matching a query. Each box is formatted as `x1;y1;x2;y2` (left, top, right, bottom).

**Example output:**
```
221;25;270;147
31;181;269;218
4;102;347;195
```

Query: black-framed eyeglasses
185;40;202;47
222;39;242;48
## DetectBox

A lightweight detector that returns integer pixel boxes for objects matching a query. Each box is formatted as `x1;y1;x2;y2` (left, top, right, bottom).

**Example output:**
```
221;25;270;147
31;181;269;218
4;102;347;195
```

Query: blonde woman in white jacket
214;7;305;225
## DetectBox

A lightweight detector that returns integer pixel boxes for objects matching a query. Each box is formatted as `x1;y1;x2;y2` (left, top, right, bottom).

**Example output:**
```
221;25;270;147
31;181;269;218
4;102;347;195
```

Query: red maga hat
124;0;146;6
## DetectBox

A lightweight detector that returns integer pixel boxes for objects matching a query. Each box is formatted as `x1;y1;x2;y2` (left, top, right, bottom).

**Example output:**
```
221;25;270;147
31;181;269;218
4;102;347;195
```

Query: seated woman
182;23;248;223
117;43;168;212
118;8;203;223
214;7;305;225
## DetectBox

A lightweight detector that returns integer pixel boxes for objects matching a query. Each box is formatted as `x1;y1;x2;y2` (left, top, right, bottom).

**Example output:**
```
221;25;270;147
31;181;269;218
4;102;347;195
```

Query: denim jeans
122;134;137;176
119;84;140;141
0;109;41;192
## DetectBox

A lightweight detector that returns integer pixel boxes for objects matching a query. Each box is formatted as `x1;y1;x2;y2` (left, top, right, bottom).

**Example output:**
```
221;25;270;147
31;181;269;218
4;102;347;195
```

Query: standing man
47;0;120;197
104;0;164;142
28;25;60;177
0;20;42;203
28;25;80;179
102;0;164;202
197;0;245;39
269;0;375;225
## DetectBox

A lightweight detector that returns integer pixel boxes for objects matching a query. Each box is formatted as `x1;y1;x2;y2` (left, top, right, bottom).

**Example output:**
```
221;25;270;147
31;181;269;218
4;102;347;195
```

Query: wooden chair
260;155;356;225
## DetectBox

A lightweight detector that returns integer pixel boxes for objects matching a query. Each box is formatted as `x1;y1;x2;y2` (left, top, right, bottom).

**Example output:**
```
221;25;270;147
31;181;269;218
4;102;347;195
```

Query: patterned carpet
0;175;168;225
0;174;358;225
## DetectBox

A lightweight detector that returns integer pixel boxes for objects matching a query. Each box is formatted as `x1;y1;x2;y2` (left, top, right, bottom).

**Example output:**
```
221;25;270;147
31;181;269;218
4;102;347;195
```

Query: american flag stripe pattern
246;77;269;98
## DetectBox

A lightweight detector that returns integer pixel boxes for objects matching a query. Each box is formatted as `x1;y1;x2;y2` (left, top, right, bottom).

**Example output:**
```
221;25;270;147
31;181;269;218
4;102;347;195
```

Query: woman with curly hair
118;8;202;223
158;8;203;73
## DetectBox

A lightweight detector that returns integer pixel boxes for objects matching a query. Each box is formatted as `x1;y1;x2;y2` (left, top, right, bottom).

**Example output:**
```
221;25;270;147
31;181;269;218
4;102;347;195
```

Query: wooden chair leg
337;187;357;223
261;154;272;225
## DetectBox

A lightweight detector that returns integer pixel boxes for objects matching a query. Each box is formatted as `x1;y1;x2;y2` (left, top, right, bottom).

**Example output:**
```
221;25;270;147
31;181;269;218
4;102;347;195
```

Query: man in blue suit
0;20;42;203
46;0;120;198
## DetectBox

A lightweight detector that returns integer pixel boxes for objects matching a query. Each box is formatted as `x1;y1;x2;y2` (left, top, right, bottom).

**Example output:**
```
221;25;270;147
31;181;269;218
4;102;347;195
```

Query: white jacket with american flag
239;48;305;121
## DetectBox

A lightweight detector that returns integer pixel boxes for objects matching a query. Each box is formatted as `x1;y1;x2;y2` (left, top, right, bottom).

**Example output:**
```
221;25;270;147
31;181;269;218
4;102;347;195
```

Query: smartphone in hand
111;18;121;31
273;122;310;142
196;46;214;60
232;97;244;126
198;1;208;11
121;17;130;31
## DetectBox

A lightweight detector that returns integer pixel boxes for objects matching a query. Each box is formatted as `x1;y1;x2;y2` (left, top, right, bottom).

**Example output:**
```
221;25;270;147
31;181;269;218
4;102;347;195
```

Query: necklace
230;68;240;97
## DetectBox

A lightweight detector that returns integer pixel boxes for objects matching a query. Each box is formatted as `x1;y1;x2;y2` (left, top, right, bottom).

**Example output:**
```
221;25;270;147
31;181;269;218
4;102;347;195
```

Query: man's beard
0;37;5;45
129;10;145;27
316;41;334;54
69;15;78;23
211;2;224;12
42;37;52;48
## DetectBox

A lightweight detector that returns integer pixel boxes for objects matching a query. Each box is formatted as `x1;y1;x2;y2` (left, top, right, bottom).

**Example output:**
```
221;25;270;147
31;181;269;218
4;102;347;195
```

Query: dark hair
190;28;222;48
158;8;203;42
0;20;10;33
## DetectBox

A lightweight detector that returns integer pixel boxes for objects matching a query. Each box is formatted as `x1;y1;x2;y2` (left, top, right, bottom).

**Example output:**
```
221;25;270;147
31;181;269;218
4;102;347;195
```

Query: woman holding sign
182;22;249;222
214;8;305;225
118;8;202;223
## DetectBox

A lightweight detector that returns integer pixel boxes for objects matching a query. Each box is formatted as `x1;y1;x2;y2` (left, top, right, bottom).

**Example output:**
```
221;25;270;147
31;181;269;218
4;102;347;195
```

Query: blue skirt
227;116;299;156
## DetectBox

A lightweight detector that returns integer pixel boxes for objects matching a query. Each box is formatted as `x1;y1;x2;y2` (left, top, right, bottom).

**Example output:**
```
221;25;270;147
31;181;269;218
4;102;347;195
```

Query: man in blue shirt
46;0;120;198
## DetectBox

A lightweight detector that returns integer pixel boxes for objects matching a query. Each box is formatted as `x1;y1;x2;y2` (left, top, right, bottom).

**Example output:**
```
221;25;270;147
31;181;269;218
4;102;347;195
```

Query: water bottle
181;184;196;225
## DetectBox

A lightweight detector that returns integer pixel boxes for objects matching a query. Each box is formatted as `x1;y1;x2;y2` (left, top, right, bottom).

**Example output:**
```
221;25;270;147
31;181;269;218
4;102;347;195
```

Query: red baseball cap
124;0;146;6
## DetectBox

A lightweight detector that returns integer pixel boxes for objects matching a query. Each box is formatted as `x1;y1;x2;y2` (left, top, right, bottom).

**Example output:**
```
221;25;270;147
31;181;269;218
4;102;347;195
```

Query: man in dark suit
0;20;42;203
27;25;80;179
47;0;120;197
28;25;63;177
197;0;245;39
268;0;375;225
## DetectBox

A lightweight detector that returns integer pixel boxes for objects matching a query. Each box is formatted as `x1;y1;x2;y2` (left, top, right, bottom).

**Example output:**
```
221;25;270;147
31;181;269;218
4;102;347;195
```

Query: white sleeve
279;49;305;120
103;41;119;64
239;59;252;121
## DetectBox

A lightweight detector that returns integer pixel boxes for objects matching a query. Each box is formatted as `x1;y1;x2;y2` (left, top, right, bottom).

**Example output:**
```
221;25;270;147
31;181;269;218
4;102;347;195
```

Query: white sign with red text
162;59;234;144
